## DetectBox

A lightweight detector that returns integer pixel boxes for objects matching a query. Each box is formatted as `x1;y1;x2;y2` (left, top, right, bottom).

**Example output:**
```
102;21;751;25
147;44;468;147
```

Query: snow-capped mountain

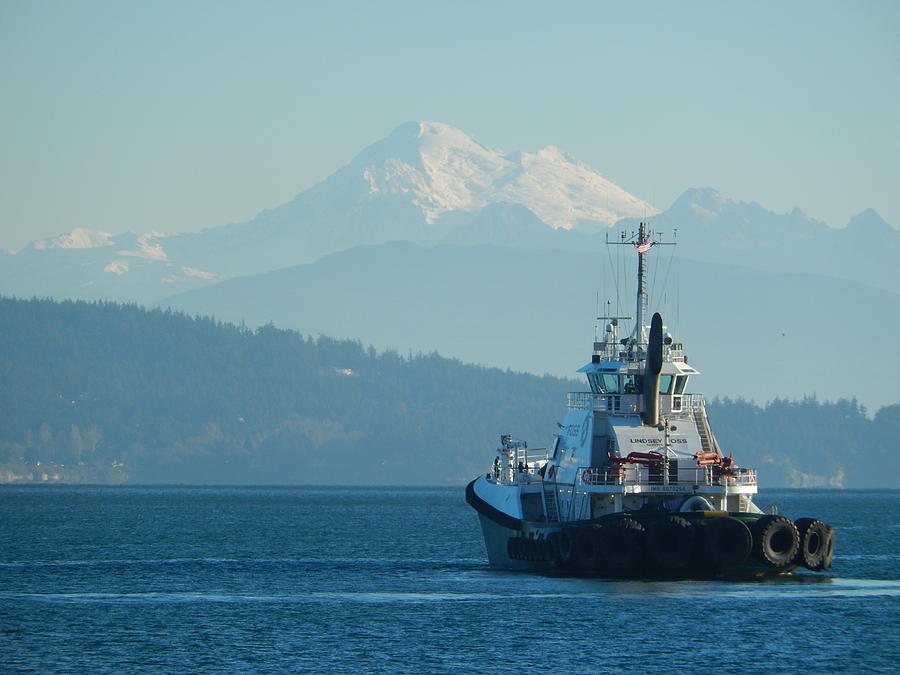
0;121;657;301
333;121;655;230
29;227;116;250
165;121;657;276
2;121;897;303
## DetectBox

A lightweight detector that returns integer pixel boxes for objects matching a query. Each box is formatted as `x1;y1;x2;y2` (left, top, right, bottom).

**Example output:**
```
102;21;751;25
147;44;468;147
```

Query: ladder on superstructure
542;481;560;522
693;409;717;454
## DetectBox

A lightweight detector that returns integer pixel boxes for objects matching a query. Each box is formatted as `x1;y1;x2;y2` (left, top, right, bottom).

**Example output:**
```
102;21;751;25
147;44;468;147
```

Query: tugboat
466;223;835;577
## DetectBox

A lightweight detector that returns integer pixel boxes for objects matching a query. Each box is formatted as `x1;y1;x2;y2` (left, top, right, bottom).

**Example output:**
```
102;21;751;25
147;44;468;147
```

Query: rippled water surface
1;487;898;673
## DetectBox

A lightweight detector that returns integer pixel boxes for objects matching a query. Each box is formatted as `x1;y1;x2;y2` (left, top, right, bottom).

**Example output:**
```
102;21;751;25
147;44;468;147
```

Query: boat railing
667;345;685;361
566;391;705;416
566;392;640;413
683;394;705;412
575;465;757;489
662;393;705;417
489;447;549;485
729;469;757;486
515;446;548;467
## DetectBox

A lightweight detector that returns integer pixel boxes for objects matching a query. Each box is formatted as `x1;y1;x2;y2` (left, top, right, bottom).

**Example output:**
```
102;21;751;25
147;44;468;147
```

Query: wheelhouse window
659;375;673;394
674;375;688;394
600;374;620;394
622;374;643;394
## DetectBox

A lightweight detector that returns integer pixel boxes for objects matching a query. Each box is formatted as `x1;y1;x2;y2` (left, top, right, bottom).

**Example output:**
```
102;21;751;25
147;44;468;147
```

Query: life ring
598;518;646;573
582;469;592;485
646;515;695;570
704;516;752;568
793;518;833;571
752;515;799;568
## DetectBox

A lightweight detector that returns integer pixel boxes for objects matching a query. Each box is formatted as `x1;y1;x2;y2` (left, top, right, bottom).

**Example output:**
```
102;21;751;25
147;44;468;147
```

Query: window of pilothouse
659;375;673;394
600;373;620;394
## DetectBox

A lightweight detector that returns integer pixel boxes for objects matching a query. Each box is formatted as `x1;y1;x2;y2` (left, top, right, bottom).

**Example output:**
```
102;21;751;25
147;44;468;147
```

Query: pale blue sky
1;0;897;251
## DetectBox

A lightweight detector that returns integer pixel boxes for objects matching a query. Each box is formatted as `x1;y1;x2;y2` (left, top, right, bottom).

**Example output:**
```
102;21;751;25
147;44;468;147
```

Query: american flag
636;241;652;254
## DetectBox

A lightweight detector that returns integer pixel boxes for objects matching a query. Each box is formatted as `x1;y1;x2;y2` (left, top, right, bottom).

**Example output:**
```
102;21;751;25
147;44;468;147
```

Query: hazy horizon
1;0;898;251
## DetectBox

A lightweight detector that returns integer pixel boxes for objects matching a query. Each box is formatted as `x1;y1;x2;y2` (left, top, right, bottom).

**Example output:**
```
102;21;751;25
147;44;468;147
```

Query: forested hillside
0;297;572;485
709;397;899;488
1;297;897;487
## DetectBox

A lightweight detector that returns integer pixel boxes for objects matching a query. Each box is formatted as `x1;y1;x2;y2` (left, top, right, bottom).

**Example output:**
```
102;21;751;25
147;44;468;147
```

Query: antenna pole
636;222;647;344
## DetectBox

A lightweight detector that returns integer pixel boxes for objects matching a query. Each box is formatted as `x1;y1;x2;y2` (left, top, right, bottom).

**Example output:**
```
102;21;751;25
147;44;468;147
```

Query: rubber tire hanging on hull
599;518;645;573
704;516;753;569
818;526;835;571
557;529;577;568
646;515;695;571
752;515;800;568
793;518;835;571
575;527;602;570
546;532;562;568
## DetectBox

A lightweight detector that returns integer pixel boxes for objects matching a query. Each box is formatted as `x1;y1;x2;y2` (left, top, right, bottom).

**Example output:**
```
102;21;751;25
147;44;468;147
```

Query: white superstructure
482;223;759;520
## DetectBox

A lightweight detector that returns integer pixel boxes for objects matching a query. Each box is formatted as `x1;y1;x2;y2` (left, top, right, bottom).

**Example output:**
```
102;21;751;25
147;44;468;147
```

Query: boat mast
635;222;650;345
606;222;674;355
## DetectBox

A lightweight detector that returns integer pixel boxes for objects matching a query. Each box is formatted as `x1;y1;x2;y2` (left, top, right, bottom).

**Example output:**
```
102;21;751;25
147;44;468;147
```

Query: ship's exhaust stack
643;312;663;427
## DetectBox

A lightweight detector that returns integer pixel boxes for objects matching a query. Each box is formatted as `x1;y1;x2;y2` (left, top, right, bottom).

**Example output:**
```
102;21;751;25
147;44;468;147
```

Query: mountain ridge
1;121;896;302
164;240;900;412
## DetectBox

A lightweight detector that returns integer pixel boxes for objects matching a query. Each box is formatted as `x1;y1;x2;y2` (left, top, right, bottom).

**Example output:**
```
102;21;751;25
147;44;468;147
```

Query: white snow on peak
103;260;129;276
351;121;657;228
32;228;114;250
181;266;217;280
689;203;718;220
116;232;168;260
158;266;218;284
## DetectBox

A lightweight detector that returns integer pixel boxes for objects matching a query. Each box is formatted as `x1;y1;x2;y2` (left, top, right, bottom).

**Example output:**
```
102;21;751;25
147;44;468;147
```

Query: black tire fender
793;518;832;570
646;515;695;570
575;526;602;570
546;532;562;568
752;515;799;568
818;525;835;571
557;528;577;567
704;516;752;568
599;517;646;573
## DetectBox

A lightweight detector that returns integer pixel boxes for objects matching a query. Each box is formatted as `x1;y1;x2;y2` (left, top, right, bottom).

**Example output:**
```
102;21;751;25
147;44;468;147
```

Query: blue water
1;487;898;673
